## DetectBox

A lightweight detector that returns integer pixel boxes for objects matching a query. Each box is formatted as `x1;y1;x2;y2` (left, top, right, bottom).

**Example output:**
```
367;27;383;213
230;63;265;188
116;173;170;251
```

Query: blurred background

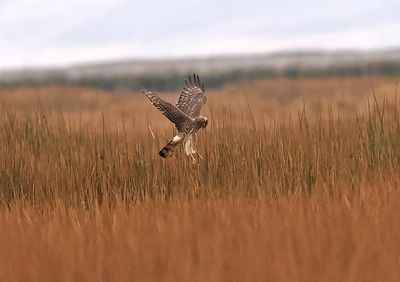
0;0;400;91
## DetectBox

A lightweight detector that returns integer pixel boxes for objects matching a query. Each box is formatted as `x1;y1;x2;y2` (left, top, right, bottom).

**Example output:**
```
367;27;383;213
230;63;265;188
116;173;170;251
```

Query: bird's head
196;116;208;129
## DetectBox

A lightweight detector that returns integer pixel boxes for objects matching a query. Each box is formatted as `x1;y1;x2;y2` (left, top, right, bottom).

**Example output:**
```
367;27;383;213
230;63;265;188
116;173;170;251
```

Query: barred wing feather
176;74;206;118
143;90;192;132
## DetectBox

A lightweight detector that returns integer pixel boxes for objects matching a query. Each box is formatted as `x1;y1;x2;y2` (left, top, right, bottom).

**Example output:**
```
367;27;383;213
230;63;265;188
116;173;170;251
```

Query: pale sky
0;0;400;69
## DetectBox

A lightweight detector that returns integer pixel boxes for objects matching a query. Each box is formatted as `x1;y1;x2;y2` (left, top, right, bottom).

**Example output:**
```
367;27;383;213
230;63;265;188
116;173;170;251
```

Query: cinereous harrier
143;74;208;161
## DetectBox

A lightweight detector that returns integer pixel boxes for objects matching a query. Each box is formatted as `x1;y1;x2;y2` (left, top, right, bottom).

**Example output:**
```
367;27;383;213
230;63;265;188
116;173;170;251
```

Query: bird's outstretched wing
176;73;206;118
144;90;193;132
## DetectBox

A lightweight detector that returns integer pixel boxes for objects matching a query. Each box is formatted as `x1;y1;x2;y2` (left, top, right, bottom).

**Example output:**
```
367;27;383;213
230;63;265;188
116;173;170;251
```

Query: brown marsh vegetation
0;77;399;281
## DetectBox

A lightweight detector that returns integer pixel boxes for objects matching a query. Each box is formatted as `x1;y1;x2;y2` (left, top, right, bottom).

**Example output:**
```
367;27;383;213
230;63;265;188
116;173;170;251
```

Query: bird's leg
192;134;203;161
190;153;197;164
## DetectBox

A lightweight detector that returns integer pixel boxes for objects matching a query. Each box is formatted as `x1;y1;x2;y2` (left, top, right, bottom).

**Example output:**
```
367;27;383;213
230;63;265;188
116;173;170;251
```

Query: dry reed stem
0;77;399;281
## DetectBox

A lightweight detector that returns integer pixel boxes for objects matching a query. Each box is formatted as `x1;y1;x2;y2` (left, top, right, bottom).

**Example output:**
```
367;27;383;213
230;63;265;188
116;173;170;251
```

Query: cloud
0;0;399;69
0;0;125;47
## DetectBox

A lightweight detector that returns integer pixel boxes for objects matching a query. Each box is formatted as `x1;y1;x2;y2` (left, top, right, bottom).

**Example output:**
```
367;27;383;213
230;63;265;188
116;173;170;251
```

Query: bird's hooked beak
202;118;208;129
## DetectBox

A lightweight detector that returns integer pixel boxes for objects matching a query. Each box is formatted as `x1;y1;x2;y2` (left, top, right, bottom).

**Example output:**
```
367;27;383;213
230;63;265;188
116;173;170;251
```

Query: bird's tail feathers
159;135;182;158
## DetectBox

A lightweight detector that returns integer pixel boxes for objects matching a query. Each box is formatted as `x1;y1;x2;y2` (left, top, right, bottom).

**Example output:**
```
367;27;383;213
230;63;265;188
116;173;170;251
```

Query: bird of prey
144;74;208;161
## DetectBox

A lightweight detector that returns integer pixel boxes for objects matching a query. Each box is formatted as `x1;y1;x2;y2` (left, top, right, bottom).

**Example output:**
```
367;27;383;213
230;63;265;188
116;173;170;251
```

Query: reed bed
0;77;399;281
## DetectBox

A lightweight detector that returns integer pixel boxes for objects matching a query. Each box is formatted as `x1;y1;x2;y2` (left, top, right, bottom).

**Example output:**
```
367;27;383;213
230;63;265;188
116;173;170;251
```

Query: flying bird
144;74;208;161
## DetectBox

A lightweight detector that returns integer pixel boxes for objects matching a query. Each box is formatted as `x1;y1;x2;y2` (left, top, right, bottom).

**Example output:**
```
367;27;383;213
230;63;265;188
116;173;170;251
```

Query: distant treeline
1;60;400;92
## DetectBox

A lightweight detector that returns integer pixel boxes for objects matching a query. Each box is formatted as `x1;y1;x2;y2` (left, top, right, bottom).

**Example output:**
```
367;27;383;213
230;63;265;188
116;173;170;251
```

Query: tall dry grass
0;77;399;281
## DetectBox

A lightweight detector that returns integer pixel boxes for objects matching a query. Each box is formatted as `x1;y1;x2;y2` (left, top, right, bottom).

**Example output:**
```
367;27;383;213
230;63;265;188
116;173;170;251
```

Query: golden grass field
0;76;400;281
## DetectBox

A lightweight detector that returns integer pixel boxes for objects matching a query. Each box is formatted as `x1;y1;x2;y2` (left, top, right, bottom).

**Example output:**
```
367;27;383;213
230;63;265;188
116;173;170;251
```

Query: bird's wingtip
142;89;153;96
